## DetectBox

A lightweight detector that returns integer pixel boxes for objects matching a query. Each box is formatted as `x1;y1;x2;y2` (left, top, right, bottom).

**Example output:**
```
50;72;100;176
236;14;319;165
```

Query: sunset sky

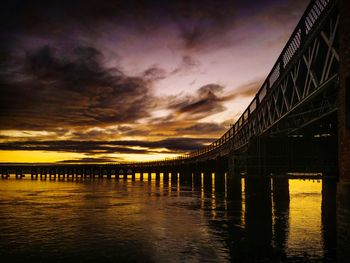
0;0;309;163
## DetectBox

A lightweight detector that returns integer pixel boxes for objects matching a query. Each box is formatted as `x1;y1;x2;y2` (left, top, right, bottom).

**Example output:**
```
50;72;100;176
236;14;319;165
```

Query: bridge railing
142;0;334;165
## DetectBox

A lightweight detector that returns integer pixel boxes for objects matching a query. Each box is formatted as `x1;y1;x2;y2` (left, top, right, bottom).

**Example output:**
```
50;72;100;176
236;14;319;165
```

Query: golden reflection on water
0;174;332;262
201;173;204;209
241;178;246;226
223;173;228;218
287;179;323;257
211;173;217;219
177;173;180;195
192;173;194;192
168;173;172;196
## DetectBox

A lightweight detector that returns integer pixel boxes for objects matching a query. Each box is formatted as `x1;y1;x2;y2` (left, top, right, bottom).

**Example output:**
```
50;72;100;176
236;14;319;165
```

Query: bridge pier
15;169;24;179
163;171;169;182
228;152;242;179
337;0;350;261
272;177;289;259
31;170;38;180
244;177;273;259
40;171;47;180
193;171;201;187
322;179;337;260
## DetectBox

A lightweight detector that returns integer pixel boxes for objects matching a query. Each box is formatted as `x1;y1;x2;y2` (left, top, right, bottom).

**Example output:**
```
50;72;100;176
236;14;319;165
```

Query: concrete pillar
272;177;289;259
226;176;243;261
203;172;212;193
244;177;273;259
228;152;243;178
337;1;350;262
163;171;169;182
322;179;336;261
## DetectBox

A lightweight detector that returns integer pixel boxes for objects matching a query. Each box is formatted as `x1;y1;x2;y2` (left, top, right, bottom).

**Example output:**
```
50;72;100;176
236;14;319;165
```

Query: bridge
0;0;347;179
1;1;349;261
141;0;342;177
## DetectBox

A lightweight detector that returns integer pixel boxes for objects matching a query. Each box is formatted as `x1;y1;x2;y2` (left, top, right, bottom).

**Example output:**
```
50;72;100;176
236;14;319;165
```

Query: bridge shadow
174;171;337;262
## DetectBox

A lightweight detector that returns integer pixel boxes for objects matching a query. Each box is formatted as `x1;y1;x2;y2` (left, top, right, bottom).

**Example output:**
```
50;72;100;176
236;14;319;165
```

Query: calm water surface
0;175;336;262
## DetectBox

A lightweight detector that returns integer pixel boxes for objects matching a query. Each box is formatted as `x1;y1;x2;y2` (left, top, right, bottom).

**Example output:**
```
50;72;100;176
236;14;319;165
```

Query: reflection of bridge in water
1;171;337;261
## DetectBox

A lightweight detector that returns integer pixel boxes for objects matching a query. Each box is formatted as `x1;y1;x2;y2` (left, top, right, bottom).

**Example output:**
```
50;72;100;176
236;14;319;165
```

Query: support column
244;177;273;260
337;1;350;261
272;177;290;259
163;171;169;182
322;179;336;261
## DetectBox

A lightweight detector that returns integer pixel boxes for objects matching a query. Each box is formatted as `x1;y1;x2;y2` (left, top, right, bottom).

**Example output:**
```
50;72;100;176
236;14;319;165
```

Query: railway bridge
1;0;348;180
145;0;343;178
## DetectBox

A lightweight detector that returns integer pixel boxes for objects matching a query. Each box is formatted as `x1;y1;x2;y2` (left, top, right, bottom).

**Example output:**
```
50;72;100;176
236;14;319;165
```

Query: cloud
0;45;156;130
165;79;261;121
229;79;264;99
0;0;308;55
0;137;212;154
0;0;311;163
176;122;226;135
168;0;240;51
142;66;168;81
168;84;226;119
171;55;201;75
0;140;151;154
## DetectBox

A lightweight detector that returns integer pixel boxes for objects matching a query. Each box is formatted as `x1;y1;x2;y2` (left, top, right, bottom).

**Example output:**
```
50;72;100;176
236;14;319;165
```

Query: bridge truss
169;0;341;163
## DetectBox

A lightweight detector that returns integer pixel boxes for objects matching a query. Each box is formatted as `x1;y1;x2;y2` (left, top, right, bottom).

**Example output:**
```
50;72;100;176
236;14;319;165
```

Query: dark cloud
70;126;151;139
158;79;263;124
176;122;226;135
0;45;155;130
170;1;238;51
171;55;200;75
169;84;225;118
0;0;308;53
0;140;151;154
0;138;212;154
142;66;167;81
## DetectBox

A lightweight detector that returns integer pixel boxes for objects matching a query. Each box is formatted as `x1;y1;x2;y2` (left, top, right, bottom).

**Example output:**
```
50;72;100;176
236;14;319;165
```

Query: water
0;175;336;262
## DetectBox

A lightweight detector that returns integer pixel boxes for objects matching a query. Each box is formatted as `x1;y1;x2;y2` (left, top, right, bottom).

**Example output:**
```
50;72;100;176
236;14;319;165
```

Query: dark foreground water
0;175;336;262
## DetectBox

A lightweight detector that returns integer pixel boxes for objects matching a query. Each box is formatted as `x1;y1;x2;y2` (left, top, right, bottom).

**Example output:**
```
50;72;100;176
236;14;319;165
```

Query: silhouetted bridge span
155;0;339;177
0;0;344;178
154;0;340;176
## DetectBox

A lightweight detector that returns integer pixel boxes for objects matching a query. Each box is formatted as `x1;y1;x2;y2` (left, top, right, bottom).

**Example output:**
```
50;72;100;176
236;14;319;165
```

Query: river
0;174;336;262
